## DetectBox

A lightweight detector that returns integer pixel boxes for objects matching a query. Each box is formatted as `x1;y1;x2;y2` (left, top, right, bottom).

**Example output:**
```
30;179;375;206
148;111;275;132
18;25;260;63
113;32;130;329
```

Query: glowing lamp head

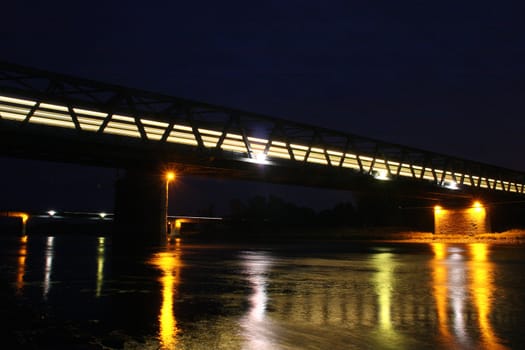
47;210;56;217
473;200;484;213
99;212;107;219
166;171;175;182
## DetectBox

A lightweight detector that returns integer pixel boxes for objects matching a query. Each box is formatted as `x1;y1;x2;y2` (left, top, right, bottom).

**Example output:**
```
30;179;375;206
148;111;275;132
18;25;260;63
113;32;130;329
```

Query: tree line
224;194;433;232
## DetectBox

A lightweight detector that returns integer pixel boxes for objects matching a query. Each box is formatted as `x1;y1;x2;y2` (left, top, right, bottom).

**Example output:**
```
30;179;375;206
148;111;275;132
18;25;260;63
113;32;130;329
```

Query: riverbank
203;225;525;245
380;230;525;244
362;228;525;244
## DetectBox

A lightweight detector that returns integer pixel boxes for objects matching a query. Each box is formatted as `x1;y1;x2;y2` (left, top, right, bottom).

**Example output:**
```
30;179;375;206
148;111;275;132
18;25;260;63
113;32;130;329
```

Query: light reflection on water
374;250;393;331
43;236;54;299
432;243;509;350
7;236;524;349
469;243;507;350
240;251;274;350
148;238;182;350
96;236;106;297
16;235;27;294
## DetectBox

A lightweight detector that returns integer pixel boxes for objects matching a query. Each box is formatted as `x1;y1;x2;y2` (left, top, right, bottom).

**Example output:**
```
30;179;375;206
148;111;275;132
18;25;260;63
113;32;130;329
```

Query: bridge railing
1;61;524;195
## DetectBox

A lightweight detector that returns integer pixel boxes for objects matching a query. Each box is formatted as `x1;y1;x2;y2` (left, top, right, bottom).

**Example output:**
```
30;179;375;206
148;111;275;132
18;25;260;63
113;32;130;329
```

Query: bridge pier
113;168;168;247
433;201;490;236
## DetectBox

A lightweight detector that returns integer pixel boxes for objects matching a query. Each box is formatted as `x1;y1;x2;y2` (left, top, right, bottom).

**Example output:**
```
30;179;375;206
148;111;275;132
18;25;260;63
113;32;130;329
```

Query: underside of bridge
0;117;492;201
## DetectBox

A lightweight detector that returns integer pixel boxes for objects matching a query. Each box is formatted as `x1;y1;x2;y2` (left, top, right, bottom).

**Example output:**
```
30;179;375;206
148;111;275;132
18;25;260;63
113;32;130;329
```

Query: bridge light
373;170;389;181
99;212;107;219
472;201;484;213
47;210;56;217
443;180;459;190
253;152;267;164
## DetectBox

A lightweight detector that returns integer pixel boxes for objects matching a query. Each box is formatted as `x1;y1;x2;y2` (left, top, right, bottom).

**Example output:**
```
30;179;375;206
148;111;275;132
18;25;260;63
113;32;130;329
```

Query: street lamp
166;171;175;183
165;171;176;235
165;171;175;208
166;171;175;191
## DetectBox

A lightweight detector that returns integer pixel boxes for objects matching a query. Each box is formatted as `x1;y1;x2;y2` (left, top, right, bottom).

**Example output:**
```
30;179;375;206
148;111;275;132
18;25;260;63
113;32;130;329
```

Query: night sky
1;1;525;215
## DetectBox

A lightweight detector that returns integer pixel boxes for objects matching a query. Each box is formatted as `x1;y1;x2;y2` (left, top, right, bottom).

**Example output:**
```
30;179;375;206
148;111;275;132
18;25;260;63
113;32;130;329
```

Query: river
1;234;524;349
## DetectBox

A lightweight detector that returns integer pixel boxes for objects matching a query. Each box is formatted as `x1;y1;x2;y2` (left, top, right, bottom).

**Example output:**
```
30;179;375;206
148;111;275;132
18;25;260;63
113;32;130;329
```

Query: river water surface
1;234;524;349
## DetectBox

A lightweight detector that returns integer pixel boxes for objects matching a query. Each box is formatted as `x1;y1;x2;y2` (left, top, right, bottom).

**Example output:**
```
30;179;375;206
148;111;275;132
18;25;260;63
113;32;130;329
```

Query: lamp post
165;171;175;236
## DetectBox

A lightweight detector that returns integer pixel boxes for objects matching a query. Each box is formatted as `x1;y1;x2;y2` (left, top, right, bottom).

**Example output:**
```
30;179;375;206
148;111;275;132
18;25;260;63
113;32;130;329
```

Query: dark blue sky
1;1;525;214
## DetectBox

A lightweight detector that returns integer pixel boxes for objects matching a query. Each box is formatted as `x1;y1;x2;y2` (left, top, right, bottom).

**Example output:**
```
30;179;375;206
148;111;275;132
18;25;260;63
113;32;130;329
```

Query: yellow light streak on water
374;252;393;330
469;243;508;350
149;241;182;349
16;235;28;294
431;243;453;342
96;237;105;297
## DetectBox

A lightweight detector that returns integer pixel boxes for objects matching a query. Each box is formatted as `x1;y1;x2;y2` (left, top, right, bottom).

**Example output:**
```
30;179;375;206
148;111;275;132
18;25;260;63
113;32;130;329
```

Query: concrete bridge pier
433;201;491;236
113;168;169;247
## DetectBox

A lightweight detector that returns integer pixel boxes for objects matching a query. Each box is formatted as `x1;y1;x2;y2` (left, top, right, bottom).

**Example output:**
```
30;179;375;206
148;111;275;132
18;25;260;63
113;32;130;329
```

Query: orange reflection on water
469;243;507;350
149;240;182;349
431;243;453;342
431;243;508;350
16;235;28;294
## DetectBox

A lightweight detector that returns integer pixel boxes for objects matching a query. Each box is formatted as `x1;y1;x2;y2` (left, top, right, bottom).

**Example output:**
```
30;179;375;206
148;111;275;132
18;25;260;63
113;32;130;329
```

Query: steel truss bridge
1;61;524;201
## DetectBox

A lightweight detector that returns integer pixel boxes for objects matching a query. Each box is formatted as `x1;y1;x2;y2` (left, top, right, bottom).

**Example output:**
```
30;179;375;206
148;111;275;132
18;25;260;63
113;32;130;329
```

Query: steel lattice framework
1;61;524;198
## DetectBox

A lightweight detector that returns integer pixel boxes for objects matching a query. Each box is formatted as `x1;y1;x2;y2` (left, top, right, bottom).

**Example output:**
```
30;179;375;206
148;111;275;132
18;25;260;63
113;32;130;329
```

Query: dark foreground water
1;234;524;349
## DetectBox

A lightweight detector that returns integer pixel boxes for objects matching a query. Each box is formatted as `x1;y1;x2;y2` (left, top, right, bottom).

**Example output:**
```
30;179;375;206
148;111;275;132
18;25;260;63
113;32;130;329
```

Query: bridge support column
113;169;168;247
434;202;490;236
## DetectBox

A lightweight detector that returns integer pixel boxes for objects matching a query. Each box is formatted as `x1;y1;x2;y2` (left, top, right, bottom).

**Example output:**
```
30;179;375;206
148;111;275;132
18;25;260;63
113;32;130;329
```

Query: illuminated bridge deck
1;61;524;199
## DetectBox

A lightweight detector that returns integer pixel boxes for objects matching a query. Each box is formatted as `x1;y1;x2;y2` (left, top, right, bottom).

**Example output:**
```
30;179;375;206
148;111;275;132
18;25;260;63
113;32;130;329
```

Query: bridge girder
1;61;524;203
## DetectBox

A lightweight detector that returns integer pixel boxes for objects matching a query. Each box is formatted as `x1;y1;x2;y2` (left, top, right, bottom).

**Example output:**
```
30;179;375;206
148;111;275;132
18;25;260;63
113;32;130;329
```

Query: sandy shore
369;229;525;244
214;227;525;244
